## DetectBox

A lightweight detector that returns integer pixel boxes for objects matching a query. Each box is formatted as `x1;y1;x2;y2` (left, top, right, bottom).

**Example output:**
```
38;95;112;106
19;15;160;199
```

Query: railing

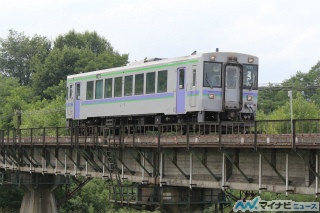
0;119;320;150
0;126;104;147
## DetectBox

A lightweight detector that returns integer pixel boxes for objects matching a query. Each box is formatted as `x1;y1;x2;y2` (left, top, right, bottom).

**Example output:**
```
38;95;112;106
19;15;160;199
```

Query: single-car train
66;50;258;127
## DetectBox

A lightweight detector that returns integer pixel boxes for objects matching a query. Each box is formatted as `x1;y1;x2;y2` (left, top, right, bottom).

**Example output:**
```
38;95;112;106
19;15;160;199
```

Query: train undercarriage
69;110;254;127
67;111;255;136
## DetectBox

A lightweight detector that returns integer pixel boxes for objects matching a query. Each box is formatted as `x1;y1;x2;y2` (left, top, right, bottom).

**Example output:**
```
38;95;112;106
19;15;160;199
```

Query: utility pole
288;91;293;134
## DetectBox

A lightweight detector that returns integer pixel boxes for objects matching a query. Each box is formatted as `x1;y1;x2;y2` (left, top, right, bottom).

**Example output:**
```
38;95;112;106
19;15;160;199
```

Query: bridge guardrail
0;119;319;150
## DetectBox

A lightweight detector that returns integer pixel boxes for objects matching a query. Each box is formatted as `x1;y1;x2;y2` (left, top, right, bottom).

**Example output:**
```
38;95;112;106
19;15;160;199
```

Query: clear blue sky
1;0;320;84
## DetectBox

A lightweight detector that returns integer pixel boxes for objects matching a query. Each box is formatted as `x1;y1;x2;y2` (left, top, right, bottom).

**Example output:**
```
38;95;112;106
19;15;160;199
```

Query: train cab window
157;70;167;93
226;68;237;89
203;62;221;88
243;64;258;90
114;77;123;97
146;72;155;94
135;73;144;95
95;79;103;99
86;81;94;100
104;78;113;98
124;75;133;96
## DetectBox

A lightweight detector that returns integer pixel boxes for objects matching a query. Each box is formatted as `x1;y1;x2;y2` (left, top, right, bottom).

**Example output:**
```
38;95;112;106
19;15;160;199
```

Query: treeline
0;30;131;212
257;61;320;120
0;29;128;130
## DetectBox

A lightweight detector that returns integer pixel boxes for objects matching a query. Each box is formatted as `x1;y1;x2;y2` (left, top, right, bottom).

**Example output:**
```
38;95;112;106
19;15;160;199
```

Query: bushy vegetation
0;29;128;130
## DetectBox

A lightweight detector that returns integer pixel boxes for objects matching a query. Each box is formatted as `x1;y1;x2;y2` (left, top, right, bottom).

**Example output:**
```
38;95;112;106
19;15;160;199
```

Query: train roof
67;51;258;81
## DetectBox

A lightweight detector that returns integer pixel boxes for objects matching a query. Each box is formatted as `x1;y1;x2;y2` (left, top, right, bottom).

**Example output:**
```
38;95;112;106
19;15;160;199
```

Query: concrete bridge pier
19;174;64;213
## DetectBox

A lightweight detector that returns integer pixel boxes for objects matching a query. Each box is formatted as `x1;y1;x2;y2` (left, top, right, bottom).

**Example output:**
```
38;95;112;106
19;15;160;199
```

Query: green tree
258;84;289;115
0;30;51;85
0;186;23;211
21;94;65;129
276;63;320;107
32;47;85;98
257;92;320;133
302;61;320;105
43;80;67;100
32;30;128;98
54;30;113;55
258;61;320;114
0;83;36;129
59;179;113;213
0;76;20;124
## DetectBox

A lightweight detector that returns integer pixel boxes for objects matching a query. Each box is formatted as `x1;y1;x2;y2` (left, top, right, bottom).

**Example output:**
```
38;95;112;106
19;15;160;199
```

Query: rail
0;119;320;150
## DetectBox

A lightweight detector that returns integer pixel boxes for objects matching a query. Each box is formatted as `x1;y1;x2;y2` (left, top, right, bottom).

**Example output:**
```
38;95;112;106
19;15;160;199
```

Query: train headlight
248;57;254;63
208;93;215;99
210;55;216;61
247;95;253;101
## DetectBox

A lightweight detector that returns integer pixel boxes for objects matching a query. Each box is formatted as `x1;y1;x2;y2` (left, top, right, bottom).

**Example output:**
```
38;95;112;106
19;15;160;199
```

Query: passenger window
124;75;133;96
135;73;144;95
76;83;81;100
192;67;196;87
69;85;73;99
86;81;94;100
95;79;103;99
104;78;113;98
179;68;185;89
114;77;123;97
157;70;167;93
146;72;155;94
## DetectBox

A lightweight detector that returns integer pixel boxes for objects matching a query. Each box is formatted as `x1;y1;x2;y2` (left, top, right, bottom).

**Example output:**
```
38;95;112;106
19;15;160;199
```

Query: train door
74;82;81;119
224;65;242;110
176;68;186;113
66;84;73;119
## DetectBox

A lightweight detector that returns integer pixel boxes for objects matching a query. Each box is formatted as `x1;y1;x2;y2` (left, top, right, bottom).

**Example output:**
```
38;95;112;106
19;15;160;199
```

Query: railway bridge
1;119;320;213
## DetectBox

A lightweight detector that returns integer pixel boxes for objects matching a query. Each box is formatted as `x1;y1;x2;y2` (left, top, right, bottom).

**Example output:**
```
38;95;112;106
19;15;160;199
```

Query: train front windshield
203;62;258;90
243;64;258;90
203;62;222;88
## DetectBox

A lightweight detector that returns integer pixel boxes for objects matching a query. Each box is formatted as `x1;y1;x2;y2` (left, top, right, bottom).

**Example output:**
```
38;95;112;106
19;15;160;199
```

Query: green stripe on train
67;59;198;83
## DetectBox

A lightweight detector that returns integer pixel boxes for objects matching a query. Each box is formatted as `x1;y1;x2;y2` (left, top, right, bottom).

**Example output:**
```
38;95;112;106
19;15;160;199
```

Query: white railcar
66;51;258;126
